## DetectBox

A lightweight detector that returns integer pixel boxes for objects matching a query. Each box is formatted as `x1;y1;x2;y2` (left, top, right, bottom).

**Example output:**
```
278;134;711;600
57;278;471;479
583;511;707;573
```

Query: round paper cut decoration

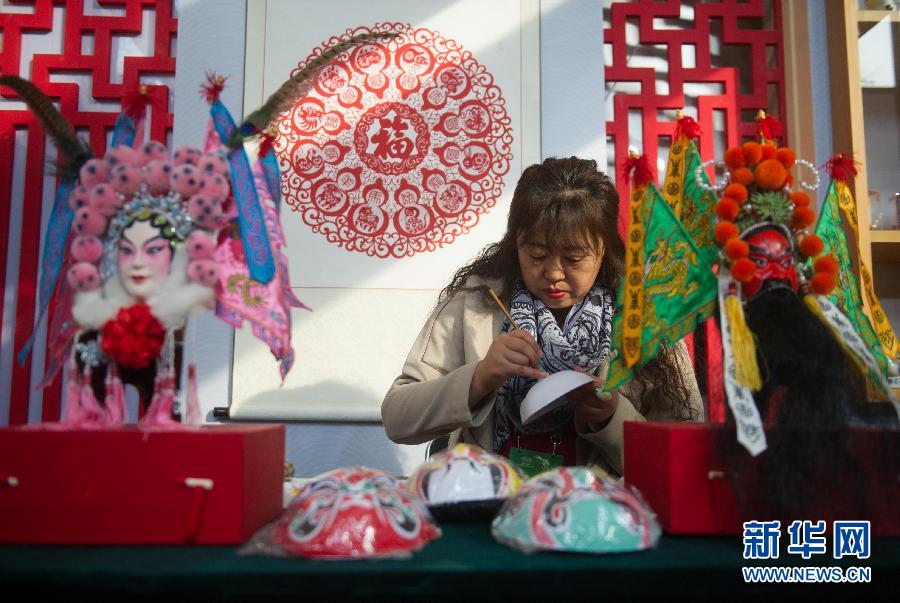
272;466;440;559
491;466;661;554
407;444;523;520
276;22;514;258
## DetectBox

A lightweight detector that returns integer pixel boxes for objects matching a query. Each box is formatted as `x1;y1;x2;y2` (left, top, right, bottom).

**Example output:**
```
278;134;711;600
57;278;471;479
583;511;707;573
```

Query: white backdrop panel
231;0;539;420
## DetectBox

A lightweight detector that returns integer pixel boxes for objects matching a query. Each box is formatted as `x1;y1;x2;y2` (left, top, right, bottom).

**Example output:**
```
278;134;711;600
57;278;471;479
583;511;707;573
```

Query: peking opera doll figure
7;33;393;428
69;192;216;427
694;138;900;524
3;74;308;429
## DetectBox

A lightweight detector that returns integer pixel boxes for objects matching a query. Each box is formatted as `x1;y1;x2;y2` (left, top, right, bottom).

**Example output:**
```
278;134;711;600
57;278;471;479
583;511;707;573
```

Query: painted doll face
117;219;173;300
742;226;797;300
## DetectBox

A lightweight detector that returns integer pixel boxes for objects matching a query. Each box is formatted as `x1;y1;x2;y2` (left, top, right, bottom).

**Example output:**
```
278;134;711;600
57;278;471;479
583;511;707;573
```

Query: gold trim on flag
833;179;898;359
623;183;647;368
662;134;687;219
861;264;899;359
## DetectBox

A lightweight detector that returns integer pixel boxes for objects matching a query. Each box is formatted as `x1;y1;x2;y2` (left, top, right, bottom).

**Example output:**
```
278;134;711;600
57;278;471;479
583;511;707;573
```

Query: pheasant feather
0;75;93;173
228;32;397;148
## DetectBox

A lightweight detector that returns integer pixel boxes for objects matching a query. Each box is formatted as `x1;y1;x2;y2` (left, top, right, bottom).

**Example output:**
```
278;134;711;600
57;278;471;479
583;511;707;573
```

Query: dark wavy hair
439;156;693;418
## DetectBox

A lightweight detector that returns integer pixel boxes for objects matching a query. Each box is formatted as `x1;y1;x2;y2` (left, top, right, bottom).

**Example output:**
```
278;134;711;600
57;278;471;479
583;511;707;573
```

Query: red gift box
0;424;284;544
624;421;900;536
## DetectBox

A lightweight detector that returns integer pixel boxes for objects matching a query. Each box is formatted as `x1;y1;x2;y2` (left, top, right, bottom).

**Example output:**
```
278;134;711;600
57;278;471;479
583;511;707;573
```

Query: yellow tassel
725;294;763;391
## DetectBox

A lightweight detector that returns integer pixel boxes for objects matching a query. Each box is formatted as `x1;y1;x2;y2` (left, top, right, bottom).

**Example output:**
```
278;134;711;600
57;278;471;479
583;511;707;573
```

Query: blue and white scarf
493;281;614;450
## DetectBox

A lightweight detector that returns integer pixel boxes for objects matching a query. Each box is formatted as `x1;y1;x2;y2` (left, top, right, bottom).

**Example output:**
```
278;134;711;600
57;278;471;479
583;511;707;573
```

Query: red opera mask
742;226;797;300
272;467;439;559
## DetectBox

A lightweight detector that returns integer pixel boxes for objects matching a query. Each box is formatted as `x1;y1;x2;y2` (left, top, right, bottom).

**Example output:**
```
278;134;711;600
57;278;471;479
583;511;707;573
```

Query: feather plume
0;75;93;172
227;32;398;148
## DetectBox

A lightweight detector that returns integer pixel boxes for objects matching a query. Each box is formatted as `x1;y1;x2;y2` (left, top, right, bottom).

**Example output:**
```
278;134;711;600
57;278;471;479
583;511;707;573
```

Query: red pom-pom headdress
694;136;838;298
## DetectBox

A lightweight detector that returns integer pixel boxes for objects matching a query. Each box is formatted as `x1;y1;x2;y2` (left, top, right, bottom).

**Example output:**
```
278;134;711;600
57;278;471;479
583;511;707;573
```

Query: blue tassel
18;176;77;365
209;100;276;284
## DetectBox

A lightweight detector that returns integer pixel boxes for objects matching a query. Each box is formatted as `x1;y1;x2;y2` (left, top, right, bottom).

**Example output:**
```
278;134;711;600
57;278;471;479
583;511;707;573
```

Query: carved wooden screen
604;0;786;421
0;0;176;425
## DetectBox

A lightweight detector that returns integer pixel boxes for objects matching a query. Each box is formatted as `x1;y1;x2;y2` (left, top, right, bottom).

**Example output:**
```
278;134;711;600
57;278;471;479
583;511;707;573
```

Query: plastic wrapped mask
491;466;661;554
272;467;440;559
407;444;522;519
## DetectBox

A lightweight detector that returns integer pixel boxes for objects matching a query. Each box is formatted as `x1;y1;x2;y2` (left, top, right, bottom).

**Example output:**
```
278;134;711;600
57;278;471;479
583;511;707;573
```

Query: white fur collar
71;247;213;330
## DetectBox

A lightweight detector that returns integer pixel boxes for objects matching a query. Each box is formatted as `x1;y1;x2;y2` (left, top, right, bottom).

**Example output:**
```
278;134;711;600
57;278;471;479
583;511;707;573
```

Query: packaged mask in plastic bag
406;443;523;521
491;466;660;554
242;466;440;559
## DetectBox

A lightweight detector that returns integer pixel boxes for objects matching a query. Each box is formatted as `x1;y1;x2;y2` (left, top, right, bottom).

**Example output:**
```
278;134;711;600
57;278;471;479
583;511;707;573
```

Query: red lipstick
545;288;566;300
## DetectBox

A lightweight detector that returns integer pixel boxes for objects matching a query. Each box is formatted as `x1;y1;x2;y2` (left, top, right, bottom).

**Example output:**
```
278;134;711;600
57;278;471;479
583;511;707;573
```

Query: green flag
815;180;890;376
606;183;718;390
677;140;719;268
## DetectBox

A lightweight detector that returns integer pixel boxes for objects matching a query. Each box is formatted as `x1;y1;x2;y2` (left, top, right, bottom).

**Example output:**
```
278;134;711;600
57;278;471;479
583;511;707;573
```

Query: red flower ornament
101;304;166;369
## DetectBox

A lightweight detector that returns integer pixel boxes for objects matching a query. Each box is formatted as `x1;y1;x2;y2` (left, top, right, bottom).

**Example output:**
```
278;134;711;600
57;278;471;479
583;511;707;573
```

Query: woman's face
117;219;173;300
517;232;603;312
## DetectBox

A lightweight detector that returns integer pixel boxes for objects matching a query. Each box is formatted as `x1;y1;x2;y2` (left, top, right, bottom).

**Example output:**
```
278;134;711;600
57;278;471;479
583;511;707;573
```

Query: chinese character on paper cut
834;521;871;559
787;520;828;559
743;520;781;560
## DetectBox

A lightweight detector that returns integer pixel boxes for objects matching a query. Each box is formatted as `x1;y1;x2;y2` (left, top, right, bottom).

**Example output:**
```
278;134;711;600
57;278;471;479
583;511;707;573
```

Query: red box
0;424;284;544
624;422;900;536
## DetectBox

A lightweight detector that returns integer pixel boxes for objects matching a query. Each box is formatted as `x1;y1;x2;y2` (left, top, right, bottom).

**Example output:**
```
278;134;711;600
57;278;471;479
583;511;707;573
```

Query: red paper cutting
276;23;514;259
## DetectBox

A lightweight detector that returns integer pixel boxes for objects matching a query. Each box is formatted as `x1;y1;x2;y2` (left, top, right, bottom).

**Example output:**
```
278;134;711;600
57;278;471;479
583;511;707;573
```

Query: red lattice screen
0;0;176;425
605;0;785;212
604;0;786;421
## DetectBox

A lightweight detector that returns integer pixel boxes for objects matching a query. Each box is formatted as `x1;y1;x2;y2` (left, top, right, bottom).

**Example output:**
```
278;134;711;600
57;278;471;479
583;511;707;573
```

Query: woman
382;157;702;476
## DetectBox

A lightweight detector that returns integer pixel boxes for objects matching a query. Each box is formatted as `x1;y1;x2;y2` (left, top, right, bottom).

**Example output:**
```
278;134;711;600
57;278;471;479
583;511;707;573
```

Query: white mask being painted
117;219;174;301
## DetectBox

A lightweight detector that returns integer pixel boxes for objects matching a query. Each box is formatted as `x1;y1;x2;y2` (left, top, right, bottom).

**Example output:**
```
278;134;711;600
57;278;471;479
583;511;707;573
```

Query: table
1;524;897;601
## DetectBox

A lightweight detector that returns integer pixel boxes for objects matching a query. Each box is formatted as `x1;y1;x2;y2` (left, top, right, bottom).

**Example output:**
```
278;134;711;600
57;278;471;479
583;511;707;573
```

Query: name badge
509;447;563;478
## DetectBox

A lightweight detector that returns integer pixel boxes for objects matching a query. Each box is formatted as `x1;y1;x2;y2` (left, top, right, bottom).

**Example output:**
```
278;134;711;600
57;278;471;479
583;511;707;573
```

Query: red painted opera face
742;226;797;300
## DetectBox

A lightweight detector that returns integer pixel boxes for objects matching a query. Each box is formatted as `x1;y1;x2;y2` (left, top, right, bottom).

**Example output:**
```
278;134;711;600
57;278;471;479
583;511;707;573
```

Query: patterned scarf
493;281;614;450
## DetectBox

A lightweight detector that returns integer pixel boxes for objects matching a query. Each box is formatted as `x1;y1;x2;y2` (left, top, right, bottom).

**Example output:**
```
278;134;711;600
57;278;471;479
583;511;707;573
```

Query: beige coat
381;277;703;476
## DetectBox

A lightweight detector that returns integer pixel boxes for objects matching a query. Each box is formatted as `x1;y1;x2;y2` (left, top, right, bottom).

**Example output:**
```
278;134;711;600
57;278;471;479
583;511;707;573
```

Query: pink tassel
122;84;154;149
140;367;179;428
76;365;106;427
203;118;220;154
61;358;85;425
102;365;127;425
184;364;203;426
